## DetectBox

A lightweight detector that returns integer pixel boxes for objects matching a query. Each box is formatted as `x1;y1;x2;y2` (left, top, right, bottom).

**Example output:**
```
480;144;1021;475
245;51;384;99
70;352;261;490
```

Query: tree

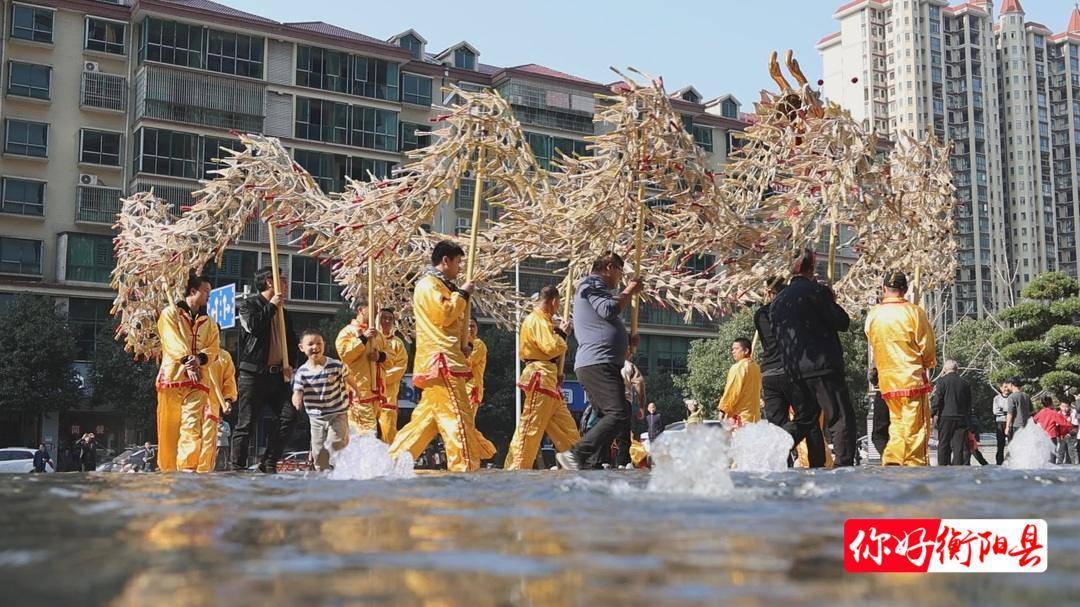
992;271;1080;400
0;295;82;414
938;316;1003;430
88;321;158;434
643;371;688;426
474;325;518;462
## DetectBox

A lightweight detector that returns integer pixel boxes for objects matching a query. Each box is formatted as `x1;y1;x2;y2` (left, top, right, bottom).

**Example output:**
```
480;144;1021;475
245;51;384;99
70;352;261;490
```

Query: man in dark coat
931;359;972;466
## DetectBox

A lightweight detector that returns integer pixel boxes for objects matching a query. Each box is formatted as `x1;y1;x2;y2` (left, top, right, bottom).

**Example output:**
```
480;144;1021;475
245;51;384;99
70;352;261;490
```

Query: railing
81;72;127;112
135;63;264;132
76;185;123;224
129;180;198;215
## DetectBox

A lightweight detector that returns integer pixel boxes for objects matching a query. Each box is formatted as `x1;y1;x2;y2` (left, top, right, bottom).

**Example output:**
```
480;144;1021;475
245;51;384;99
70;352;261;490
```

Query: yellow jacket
156;302;220;391
718;358;762;424
336;319;386;402
380;332;409;399
205;350;238;417
865;296;937;398
466;337;488;404
412;273;470;388
518;308;567;397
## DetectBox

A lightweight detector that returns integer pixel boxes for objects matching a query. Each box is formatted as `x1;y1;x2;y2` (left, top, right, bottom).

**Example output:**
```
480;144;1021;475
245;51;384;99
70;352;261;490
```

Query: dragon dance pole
463;146;487;343
266;217;289;383
629;181;646;353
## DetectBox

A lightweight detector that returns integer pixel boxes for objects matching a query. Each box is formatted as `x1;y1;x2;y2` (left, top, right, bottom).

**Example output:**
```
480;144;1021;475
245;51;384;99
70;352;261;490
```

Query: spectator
1003;378;1033;440
616;354;646;467
685;399;704;425
1032;395;1074;463
32;444;52;473
75;433;98;472
1057;401;1076;465
992;384;1009;465
931;360;971;466
645;402;664;443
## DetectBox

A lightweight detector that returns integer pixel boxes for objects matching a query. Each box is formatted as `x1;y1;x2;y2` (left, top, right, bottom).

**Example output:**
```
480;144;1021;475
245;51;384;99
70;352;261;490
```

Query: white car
0;447;52;473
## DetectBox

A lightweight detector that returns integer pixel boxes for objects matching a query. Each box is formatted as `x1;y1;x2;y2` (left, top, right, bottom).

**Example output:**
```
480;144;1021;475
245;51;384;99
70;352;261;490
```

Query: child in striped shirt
292;329;351;471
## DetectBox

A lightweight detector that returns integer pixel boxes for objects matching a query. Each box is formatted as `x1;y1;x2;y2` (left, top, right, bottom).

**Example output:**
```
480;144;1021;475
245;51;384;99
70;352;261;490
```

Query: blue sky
221;0;1072;106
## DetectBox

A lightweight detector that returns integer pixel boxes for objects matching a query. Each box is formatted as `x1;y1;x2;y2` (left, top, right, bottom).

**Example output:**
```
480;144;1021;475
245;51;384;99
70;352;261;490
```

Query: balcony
81;72;127;112
76;185;123;224
129;179;198;215
135;63;264;132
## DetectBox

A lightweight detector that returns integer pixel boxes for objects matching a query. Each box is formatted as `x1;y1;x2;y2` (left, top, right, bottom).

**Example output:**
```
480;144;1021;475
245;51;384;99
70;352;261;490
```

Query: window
293;148;347;193
66;234;115;283
352;56;399;101
10;4;52;43
0;236;42;275
207;29;264;78
85;17;125;54
348;157;393;182
453;47;476;70
68;297;113;360
6;61;50;99
205;249;258;292
399;34;422;59
721;99;739;119
350;106;398;151
295;97;349;145
134;128;197;178
296;45;349;93
692;125;714;152
400;122;430;152
202;136;243;178
401;73;432;106
80;129;121;166
1;177;44;216
140;17;202;68
290;255;342;302
4;119;47;157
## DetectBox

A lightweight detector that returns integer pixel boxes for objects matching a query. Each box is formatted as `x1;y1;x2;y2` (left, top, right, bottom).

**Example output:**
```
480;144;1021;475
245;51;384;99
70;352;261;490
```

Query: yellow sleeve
336;325;367;367
221;353;238;401
916;307;937;370
526;314;567;359
157;307;191;362
718;362;745;417
471;339;488;401
199;318;221;365
419;277;467;329
384;337;409;380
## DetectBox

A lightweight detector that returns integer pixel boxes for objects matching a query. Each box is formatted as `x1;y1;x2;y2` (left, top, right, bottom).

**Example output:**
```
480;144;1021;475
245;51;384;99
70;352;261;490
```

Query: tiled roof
508;63;600;86
1000;0;1023;16
1069;7;1080;34
818;31;841;45
160;0;278;25
1025;22;1052;35
285;21;387;46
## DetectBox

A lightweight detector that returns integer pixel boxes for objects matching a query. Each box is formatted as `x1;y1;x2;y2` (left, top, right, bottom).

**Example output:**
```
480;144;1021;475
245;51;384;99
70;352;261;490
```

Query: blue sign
207;283;236;329
560;379;588;412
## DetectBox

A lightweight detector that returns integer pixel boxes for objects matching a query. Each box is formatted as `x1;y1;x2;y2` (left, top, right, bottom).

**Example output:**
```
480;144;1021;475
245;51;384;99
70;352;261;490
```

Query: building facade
819;0;1080;319
0;0;748;447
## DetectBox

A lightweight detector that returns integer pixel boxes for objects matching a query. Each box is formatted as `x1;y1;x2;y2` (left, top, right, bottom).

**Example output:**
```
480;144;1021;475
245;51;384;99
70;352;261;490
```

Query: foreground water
1;467;1078;607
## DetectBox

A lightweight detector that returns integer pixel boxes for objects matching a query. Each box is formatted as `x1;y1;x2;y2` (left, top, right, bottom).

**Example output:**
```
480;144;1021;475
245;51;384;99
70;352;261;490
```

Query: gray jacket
573;274;627;370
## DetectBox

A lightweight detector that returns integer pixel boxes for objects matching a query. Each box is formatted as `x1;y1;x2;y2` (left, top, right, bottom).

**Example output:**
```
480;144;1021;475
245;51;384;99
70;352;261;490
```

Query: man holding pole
389;240;483;472
556;252;643;470
336;303;386;436
376;307;409;444
231;267;300;473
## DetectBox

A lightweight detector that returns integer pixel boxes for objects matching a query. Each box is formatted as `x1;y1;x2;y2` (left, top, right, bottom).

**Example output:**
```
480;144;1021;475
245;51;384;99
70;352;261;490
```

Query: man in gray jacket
556;252;642;470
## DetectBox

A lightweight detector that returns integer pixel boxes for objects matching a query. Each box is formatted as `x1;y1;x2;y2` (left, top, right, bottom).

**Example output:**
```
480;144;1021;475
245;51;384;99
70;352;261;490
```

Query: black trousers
871;391;890;457
936;417;967;466
792;373;857;466
762;373;825;467
995;421;1007;465
573;363;629;469
232;370;299;470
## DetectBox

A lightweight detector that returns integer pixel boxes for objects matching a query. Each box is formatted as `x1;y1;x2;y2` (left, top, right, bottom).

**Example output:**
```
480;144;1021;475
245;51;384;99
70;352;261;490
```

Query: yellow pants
378;406;399;444
348;394;380;436
883;393;931;466
196;404;222;473
389;374;481;472
156;387;209;472
463;400;497;461
504;386;580;470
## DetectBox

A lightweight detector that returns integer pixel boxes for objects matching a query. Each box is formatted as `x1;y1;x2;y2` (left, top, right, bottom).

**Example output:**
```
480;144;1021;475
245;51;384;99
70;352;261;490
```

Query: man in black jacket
767;249;857;466
756;276;826;467
931;359;972;466
231;267;301;473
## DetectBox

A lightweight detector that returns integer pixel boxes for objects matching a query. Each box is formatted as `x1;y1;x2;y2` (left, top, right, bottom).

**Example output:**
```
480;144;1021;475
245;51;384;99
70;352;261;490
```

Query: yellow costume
504;309;581;470
464;337;497;460
199;350;237;473
378;332;409;444
865;296;937;466
336;319;386;436
389;273;483;472
718;358;762;426
155;302;220;472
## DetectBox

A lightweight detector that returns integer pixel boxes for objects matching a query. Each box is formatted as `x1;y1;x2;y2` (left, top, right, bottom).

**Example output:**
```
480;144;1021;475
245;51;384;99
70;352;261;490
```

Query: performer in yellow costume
376;308;409;444
505;286;581;470
465;318;497;460
717;337;762;426
336;305;386;435
155;273;220;472
199;349;237;473
864;272;937;466
389;241;483;472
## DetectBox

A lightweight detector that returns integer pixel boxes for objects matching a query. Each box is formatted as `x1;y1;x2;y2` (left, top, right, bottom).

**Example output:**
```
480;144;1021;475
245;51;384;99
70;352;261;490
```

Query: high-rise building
0;0;747;445
819;0;1080;318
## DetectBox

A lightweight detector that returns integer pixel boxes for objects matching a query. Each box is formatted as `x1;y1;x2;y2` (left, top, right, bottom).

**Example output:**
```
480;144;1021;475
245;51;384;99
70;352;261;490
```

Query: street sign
207;283;236;329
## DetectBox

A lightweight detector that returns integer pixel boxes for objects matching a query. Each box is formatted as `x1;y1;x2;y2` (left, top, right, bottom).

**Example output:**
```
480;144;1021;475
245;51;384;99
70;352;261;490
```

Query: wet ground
0;467;1078;606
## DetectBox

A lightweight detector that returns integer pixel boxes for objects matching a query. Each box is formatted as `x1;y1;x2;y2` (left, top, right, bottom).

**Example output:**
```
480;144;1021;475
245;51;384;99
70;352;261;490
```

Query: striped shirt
292;358;348;416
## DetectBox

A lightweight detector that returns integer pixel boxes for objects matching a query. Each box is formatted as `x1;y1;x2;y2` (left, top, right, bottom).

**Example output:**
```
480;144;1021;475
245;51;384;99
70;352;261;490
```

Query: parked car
0;447;52;473
97;445;157;472
247;451;312;472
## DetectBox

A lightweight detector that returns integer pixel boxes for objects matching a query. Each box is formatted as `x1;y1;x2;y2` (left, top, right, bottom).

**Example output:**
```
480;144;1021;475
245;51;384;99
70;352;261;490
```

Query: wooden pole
826;189;839;284
629;181;646;352
266;218;289;382
556;261;574;382
367;256;376;327
464;146;486;344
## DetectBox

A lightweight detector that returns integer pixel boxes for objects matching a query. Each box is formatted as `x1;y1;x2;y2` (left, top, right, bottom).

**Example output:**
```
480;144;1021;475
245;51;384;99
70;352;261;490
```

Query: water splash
328;433;417;480
730;421;795;471
1005;423;1056;470
647;425;735;497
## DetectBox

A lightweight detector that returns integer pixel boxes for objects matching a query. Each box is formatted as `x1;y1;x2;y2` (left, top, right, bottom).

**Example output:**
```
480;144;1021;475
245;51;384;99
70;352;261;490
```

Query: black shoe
257;462;277;474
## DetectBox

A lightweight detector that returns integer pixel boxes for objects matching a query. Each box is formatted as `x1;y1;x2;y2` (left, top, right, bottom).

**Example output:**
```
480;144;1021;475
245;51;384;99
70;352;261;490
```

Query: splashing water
1005;423;1056;470
731;420;795;471
328;433;416;480
647;425;735;497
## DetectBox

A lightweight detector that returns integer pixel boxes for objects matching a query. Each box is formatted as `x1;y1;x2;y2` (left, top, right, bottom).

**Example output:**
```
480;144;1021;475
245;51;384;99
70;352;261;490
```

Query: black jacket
236;293;299;374
931;373;972;419
646;413;664;441
767;276;850;379
753;303;784;376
